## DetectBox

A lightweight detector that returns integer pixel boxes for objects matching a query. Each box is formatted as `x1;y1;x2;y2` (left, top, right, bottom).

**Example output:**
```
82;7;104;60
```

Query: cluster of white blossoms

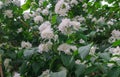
108;30;120;43
55;0;70;16
4;10;13;18
57;43;77;55
23;12;31;20
109;46;120;56
34;15;43;24
39;21;54;39
12;0;21;7
58;18;81;35
21;41;32;48
108;46;120;64
0;1;3;9
38;41;53;53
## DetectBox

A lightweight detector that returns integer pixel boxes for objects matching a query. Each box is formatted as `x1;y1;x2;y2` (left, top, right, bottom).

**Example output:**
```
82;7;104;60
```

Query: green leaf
112;40;120;46
78;44;92;59
21;0;31;11
23;48;38;57
98;52;110;61
108;67;120;77
75;64;86;77
51;15;57;25
50;70;67;77
32;62;40;75
61;53;75;69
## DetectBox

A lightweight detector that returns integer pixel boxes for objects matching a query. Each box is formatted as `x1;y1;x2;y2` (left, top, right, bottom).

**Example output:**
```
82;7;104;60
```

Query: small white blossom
4;10;13;18
41;28;54;39
107;21;114;25
42;8;49;15
4;58;11;69
40;69;50;77
92;17;97;22
34;15;43;24
58;18;80;35
82;3;87;8
70;0;78;5
75;59;81;64
12;0;21;7
97;17;105;24
111;30;120;40
0;1;3;9
70;21;81;30
17;28;23;33
90;46;98;55
39;21;51;33
79;39;85;43
23;12;31;20
13;72;20;77
109;46;120;56
38;41;53;53
57;43;77;55
55;0;70;16
21;41;32;48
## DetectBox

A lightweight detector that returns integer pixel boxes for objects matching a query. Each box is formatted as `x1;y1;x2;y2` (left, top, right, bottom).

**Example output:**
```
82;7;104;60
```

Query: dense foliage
0;0;120;77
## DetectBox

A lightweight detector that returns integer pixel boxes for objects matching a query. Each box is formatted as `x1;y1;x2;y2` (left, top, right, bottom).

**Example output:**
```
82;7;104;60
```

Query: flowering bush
0;0;120;77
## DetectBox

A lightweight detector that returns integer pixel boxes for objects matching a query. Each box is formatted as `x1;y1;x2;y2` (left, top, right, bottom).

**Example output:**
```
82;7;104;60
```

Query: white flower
108;36;116;43
75;59;81;64
111;30;120;40
34;15;43;24
0;1;3;9
23;12;31;20
58;18;72;35
70;21;81;30
92;17;97;22
13;72;20;77
12;0;21;7
109;46;120;56
74;16;86;23
5;0;12;5
58;18;80;35
39;21;51;33
21;41;32;48
107;63;114;67
55;0;70;16
110;57;120;62
82;3;87;8
79;39;85;43
38;41;53;53
17;28;23;33
4;58;11;69
40;69;50;77
41;28;54;39
57;43;77;55
42;8;49;15
4;10;13;18
70;0;78;5
97;17;105;24
107;21;114;25
36;8;41;12
90;46;97;55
